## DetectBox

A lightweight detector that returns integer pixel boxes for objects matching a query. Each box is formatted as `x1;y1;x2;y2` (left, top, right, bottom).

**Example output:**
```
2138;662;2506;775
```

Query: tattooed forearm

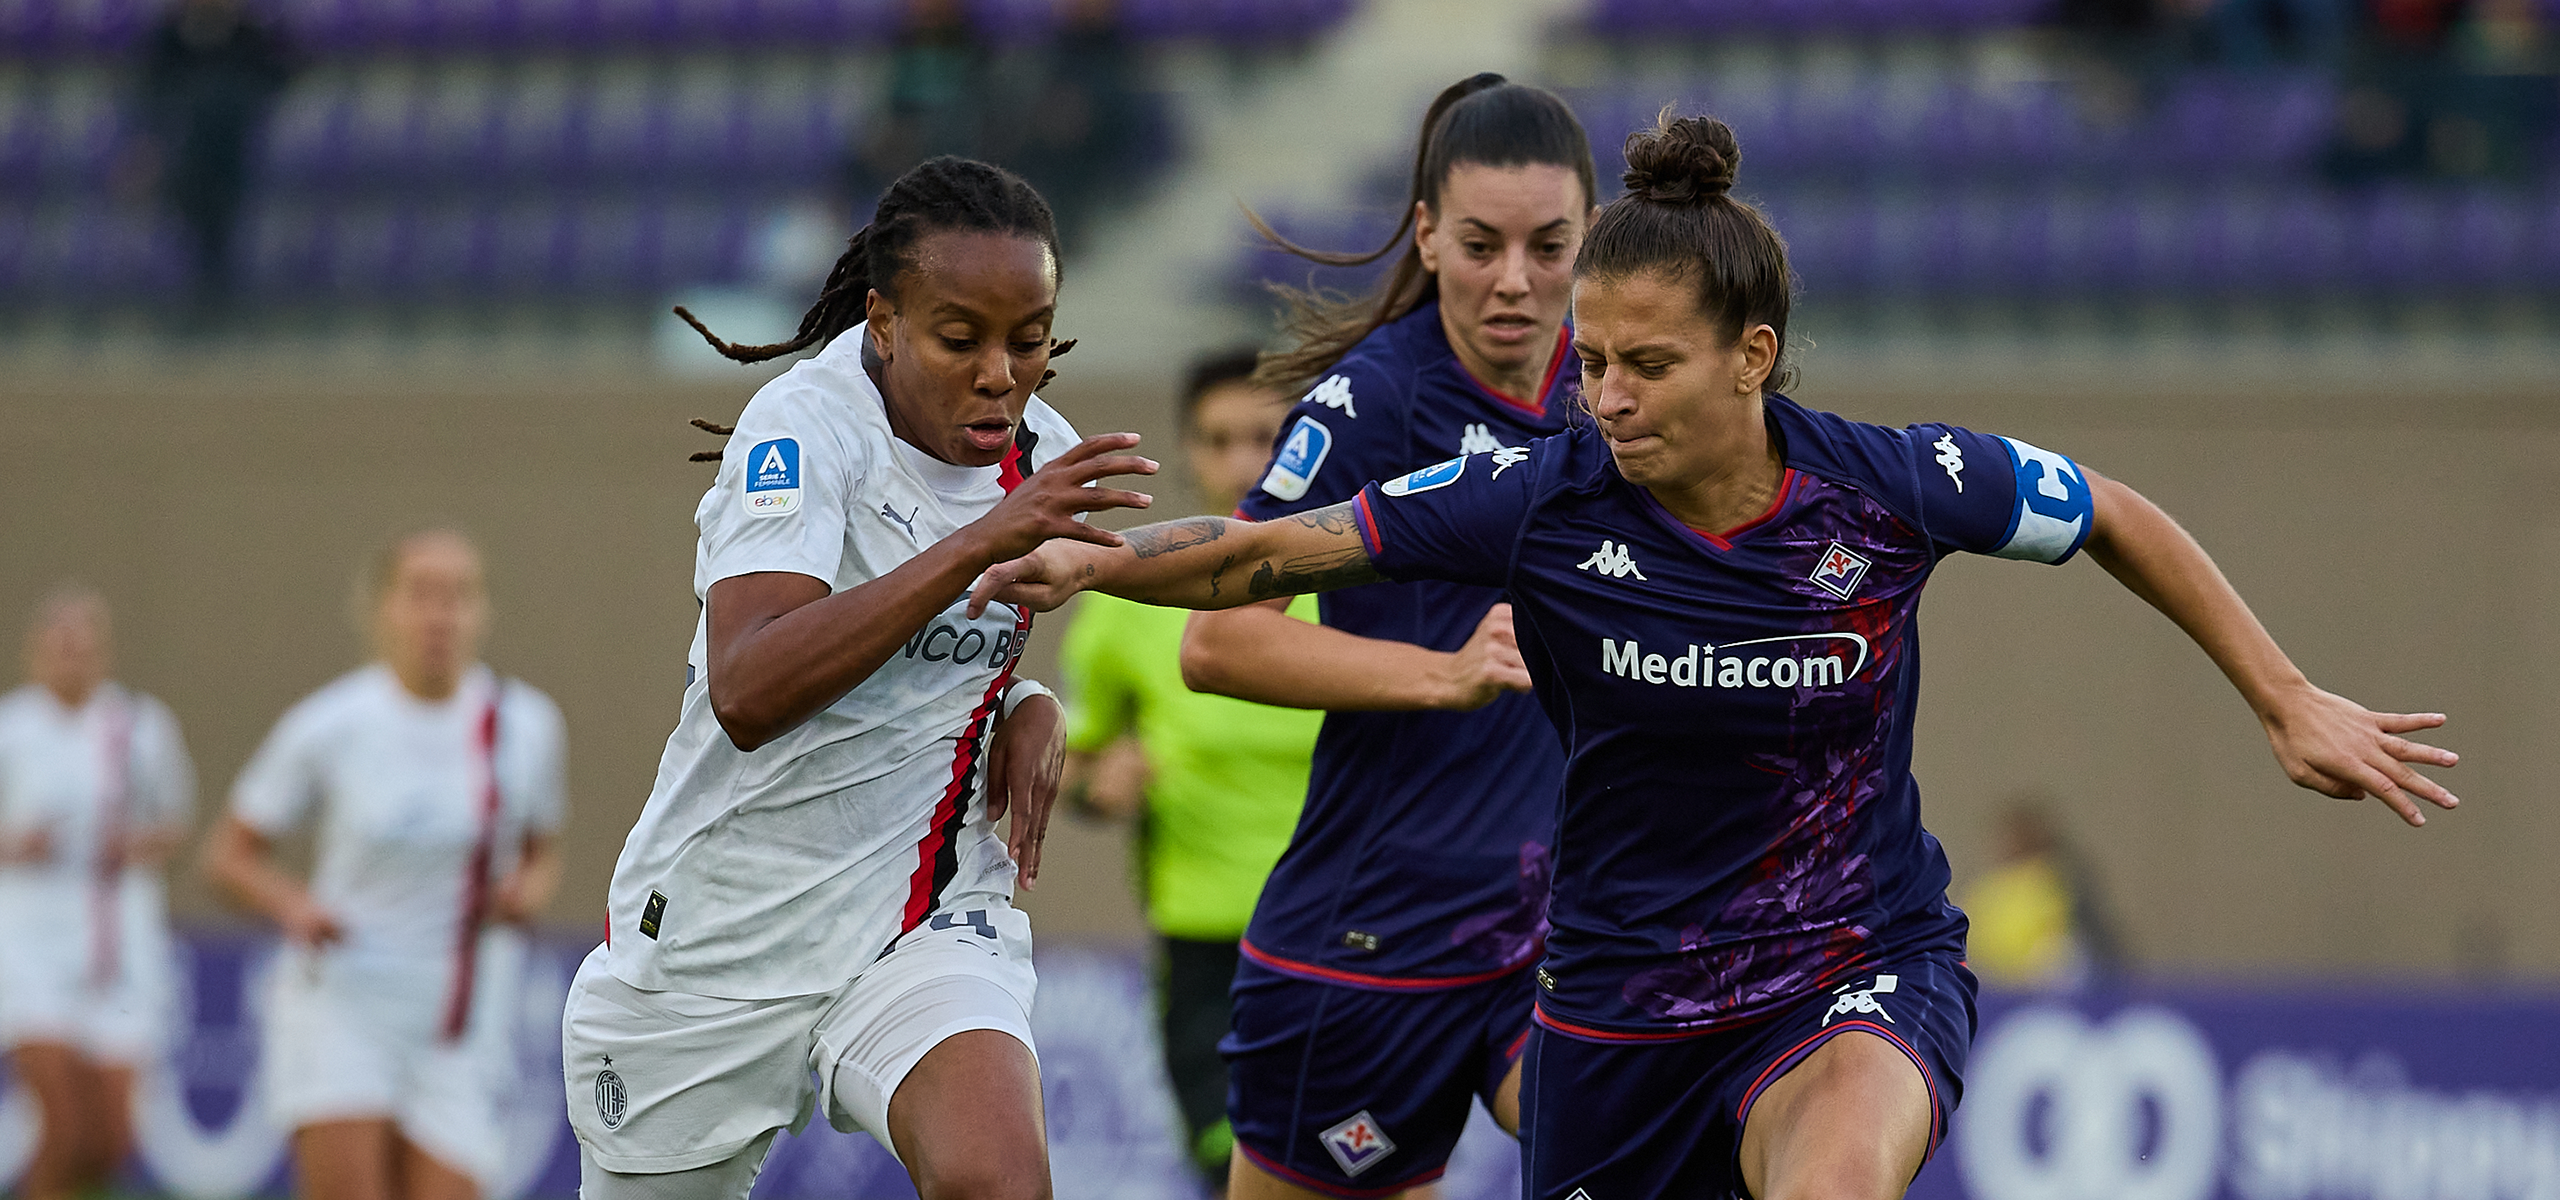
1208;553;1237;598
1287;503;1359;537
1124;517;1229;560
1246;546;1379;599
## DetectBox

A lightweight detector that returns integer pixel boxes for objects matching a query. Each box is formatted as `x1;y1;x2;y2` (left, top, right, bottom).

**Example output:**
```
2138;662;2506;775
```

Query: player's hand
489;871;540;925
959;433;1157;567
1431;603;1534;711
2260;685;2457;827
0;827;54;865
987;691;1067;889
967;542;1092;617
279;895;346;949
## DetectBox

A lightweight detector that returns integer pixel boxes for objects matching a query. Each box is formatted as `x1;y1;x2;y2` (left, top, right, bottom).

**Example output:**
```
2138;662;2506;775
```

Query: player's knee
909;1145;1051;1200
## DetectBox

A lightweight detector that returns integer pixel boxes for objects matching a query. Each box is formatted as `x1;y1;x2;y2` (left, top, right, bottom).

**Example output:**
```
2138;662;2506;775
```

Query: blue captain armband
1989;436;2094;564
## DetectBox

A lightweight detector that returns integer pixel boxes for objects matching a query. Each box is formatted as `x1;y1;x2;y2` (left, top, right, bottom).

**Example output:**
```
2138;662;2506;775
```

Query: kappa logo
595;1059;628;1129
1306;374;1357;418
1319;1111;1397;1177
1933;432;1965;492
1458;422;1501;455
1824;974;1899;1027
1489;444;1531;480
741;437;802;519
1577;539;1647;580
1809;541;1873;600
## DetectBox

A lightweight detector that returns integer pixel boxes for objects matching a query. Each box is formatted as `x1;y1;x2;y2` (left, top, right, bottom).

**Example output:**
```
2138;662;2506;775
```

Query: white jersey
0;683;194;986
603;322;1079;999
231;664;566;1020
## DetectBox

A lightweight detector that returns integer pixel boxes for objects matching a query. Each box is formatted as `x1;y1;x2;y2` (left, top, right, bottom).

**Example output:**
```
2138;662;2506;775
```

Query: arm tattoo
1287;503;1359;536
1124;517;1228;560
1247;546;1379;599
1208;554;1238;598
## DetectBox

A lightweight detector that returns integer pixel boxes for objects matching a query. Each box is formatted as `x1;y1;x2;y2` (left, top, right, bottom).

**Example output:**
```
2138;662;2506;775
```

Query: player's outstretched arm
709;434;1156;751
1182;600;1531;711
2079;468;2458;826
969;502;1379;616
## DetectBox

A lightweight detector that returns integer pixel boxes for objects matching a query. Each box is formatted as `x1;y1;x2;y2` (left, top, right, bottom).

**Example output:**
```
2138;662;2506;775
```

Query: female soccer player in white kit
0;586;195;1200
204;530;567;1200
559;157;1154;1200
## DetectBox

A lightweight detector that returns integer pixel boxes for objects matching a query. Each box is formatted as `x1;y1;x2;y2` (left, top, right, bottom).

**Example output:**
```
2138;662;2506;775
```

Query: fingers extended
2373;711;2448;734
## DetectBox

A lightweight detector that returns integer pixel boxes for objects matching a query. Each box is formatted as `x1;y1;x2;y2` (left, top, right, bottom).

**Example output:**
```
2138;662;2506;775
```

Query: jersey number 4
928;910;997;939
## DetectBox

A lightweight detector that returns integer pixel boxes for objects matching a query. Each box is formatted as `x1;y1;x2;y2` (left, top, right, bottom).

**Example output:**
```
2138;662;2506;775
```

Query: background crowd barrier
6;934;2553;1200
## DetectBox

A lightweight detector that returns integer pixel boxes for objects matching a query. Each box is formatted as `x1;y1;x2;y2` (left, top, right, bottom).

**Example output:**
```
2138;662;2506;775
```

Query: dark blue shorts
1522;954;1975;1200
1222;956;1534;1198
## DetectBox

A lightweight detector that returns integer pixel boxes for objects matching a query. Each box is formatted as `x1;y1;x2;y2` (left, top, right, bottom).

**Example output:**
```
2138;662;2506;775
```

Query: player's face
1183;382;1290;515
376;533;488;696
25;599;110;704
1416;163;1589;390
1570;269;1777;489
866;231;1059;469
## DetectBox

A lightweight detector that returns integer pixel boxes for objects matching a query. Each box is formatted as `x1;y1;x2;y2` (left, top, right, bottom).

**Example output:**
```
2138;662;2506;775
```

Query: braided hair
680;156;1073;461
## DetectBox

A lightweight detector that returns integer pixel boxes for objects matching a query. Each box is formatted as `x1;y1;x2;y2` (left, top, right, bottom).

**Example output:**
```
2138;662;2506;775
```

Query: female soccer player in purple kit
971;115;2458;1200
1189;73;1593;1199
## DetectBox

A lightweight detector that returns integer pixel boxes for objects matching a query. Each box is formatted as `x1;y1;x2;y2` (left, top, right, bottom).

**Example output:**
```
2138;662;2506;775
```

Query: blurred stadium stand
1236;0;2560;316
0;0;1351;309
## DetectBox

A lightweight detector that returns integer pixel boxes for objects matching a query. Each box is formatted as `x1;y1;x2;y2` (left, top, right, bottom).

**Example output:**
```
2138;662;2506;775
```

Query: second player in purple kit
1184;73;1596;1199
970;113;2459;1200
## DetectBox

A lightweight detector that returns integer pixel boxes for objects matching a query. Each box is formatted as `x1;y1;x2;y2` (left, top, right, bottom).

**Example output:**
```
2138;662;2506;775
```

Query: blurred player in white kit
204;529;566;1200
0;586;196;1200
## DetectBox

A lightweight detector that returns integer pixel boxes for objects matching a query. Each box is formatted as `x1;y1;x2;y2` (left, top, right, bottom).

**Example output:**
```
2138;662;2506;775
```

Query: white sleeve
698;381;864;589
230;699;326;836
504;685;569;836
130;697;196;831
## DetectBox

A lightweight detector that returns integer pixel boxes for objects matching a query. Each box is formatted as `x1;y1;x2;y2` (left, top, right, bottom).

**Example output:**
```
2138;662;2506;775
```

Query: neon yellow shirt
1960;857;2078;987
1059;592;1320;940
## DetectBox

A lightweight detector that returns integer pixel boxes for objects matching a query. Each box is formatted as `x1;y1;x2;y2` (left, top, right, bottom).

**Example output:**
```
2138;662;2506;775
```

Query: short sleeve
1058;595;1139;755
697;383;863;588
230;701;325;836
1354;442;1542;590
1907;424;2096;564
1237;358;1410;522
130;697;196;830
505;685;569;836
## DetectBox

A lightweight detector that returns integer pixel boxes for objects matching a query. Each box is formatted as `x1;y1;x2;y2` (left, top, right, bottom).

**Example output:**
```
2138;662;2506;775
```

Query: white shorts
563;898;1037;1174
0;926;172;1063
261;941;522;1189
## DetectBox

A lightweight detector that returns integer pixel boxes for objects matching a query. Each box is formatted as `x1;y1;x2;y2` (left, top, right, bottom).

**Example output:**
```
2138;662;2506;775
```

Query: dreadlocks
681;156;1070;460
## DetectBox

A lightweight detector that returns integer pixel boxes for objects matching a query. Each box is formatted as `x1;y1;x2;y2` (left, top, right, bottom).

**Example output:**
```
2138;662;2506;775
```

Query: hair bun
1619;114;1738;205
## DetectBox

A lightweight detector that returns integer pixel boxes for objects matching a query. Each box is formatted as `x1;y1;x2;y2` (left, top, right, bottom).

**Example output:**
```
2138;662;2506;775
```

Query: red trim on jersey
1238;937;1533;992
442;692;504;1041
1678;468;1799;551
902;443;1037;933
1236;1140;1447;1199
1351;491;1385;557
87;699;132;989
998;440;1028;492
1735;1018;1946;1155
1459;325;1573;417
1531;1003;1734;1042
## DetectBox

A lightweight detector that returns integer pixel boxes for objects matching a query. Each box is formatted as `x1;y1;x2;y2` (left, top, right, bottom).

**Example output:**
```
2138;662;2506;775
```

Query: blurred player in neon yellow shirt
1060;350;1318;1188
1961;797;2124;991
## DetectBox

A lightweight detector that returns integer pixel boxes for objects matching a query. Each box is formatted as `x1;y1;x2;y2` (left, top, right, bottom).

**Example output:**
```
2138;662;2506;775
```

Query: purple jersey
1233;301;1576;986
1352;395;2097;1036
